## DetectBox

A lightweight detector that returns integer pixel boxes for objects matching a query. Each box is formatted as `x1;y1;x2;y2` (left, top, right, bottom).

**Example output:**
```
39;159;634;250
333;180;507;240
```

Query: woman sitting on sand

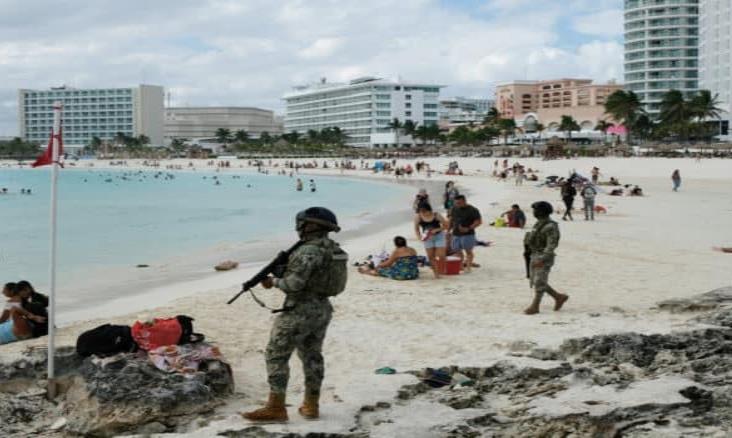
414;203;448;279
358;236;419;281
0;283;44;345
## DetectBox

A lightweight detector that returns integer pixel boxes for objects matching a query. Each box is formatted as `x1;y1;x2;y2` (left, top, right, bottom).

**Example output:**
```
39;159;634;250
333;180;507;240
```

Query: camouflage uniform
525;218;561;296
267;235;337;397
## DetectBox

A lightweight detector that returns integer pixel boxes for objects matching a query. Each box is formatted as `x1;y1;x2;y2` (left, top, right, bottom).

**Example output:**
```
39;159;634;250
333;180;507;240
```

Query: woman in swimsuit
414;203;448;278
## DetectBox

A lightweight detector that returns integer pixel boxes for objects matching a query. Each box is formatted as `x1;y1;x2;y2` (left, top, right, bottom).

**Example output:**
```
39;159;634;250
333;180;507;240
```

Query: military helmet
296;207;341;232
531;201;553;217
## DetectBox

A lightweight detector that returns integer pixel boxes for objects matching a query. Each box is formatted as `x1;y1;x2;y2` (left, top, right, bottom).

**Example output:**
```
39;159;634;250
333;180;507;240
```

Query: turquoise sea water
0;167;406;300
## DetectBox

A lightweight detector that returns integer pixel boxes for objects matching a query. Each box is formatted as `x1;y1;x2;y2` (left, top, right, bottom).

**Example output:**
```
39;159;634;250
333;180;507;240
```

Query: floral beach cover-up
377;256;419;280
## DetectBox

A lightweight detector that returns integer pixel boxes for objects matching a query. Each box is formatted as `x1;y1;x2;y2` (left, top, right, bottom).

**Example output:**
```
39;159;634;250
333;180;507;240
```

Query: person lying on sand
358;236;419;280
713;247;732;253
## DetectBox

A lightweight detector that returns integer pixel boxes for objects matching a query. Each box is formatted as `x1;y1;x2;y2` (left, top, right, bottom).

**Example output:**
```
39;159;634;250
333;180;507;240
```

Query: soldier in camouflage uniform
523;201;569;315
242;207;345;422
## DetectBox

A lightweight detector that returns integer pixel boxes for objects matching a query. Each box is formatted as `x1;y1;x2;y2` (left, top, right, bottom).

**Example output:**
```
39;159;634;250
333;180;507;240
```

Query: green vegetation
0;137;40;159
604;89;724;144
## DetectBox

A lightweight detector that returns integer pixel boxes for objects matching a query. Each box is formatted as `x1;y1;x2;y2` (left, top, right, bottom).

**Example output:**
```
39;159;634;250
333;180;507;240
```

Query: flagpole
47;101;62;399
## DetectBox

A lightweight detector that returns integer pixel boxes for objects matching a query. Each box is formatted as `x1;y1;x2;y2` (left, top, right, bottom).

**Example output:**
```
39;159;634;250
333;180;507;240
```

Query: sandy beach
2;156;731;436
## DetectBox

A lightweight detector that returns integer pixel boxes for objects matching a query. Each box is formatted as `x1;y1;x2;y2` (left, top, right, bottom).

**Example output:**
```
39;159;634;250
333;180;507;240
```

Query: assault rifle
227;240;305;305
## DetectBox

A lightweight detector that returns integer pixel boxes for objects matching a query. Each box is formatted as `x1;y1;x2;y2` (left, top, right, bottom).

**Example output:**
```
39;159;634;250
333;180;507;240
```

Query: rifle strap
249;288;295;314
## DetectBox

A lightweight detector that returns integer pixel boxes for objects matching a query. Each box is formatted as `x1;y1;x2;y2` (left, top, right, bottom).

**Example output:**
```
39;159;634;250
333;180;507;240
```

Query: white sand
3;156;731;435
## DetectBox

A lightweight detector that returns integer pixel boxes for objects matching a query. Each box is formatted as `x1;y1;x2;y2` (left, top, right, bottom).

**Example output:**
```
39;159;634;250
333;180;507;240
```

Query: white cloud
298;37;344;59
573;9;624;37
0;0;623;136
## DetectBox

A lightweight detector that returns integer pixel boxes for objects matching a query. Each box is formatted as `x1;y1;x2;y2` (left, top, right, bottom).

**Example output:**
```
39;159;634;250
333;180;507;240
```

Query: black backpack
76;324;138;357
175;315;205;344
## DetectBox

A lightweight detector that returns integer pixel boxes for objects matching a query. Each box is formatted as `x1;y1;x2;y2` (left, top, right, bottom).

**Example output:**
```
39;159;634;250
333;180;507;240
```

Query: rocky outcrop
0;347;234;437
349;305;732;437
657;286;732;313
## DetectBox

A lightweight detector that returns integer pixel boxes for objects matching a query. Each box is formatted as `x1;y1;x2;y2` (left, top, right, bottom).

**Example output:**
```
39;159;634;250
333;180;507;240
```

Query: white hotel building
624;0;700;115
18;85;164;153
699;0;732;137
283;77;443;147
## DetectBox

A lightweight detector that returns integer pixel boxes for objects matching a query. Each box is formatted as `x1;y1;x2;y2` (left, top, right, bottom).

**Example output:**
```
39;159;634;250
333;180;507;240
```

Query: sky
0;0;623;136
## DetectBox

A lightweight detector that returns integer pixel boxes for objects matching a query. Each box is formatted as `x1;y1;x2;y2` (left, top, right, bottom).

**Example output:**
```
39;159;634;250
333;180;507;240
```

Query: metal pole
47;101;62;400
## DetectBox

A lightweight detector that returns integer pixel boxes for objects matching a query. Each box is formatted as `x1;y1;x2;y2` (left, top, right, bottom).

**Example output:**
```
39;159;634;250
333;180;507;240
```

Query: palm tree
137;134;150;146
425;124;441;145
234;129;250;144
483;107;500;127
659;90;692;141
414;125;430;146
402;120;417;146
306;129;320;145
594;120;614;144
387;118;403;148
690;90;723;141
215;128;232;144
605;90;643;144
259;132;272;145
535;123;545;141
170;138;187;156
497;118;517;145
559;115;580;142
330;127;348;147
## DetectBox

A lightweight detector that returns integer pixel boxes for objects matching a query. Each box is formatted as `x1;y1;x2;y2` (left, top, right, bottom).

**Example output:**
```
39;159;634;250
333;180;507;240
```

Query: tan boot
298;393;320;420
524;293;542;315
241;392;288;422
553;293;569;311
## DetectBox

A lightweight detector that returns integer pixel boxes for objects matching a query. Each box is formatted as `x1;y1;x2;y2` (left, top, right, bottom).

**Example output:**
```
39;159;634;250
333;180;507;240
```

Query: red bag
131;317;183;351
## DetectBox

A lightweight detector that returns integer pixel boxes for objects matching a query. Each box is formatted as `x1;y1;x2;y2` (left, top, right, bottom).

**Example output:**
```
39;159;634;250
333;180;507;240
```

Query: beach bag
307;241;348;298
131;315;204;351
76;324;137;357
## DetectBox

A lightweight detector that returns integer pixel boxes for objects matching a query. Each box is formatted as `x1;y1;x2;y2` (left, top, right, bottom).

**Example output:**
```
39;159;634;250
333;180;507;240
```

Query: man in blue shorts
448;195;482;272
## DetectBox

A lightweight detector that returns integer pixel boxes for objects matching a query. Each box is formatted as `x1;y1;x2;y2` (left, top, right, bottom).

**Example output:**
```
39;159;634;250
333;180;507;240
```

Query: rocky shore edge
2;287;730;437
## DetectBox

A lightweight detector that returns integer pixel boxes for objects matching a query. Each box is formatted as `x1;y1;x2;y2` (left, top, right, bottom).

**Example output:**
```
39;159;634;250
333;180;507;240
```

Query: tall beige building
495;79;622;133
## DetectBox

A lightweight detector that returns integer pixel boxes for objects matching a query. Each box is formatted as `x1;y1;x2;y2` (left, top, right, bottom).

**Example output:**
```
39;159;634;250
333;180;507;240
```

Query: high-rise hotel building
18;85;164;151
699;0;732;136
624;0;700;114
284;77;443;147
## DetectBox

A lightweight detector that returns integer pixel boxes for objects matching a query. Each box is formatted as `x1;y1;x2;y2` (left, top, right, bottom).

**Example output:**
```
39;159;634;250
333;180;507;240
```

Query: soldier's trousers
530;256;557;296
265;301;333;396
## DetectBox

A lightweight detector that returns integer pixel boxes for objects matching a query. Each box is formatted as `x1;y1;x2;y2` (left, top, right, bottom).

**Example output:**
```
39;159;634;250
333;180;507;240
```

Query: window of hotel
405;94;412;100
405;111;412;116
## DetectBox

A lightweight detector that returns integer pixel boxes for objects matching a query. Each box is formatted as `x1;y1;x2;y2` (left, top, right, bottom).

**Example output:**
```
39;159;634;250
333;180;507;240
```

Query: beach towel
147;343;224;374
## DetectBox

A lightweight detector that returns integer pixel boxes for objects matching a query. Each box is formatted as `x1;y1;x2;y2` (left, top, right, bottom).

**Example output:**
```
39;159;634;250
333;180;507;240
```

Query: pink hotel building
495;79;623;133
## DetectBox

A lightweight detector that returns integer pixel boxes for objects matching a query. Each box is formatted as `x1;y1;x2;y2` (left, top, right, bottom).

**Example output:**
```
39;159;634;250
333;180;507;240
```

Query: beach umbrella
31;102;63;398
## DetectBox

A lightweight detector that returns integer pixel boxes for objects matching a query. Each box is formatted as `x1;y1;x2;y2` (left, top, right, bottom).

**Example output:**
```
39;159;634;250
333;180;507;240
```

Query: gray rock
657;286;732;313
64;354;234;436
340;306;732;437
0;347;234;438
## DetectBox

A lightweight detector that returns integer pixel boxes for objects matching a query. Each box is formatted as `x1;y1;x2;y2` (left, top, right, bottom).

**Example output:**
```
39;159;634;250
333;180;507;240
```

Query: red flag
32;129;63;168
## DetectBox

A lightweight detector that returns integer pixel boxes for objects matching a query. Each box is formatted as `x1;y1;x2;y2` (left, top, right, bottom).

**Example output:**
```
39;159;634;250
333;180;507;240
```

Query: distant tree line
604;89;723;144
